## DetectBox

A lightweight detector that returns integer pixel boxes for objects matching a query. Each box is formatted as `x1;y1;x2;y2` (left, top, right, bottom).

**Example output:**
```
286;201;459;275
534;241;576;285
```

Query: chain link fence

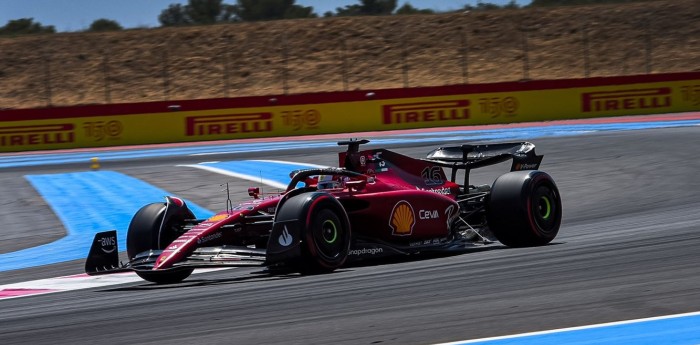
0;1;697;109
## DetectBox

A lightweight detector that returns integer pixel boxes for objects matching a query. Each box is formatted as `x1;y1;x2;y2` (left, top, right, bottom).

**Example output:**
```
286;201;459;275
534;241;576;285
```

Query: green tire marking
540;196;552;220
322;219;338;244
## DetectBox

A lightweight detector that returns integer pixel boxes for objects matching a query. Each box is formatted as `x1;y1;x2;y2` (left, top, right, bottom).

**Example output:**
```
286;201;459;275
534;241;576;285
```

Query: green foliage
335;0;398;16
0;18;55;36
159;0;236;26
88;19;123;32
396;2;435;15
462;1;520;11
159;0;315;25
529;0;656;6
233;0;316;21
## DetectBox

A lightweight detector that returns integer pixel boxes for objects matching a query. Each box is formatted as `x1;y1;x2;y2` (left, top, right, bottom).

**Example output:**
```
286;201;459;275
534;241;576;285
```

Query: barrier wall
1;72;699;152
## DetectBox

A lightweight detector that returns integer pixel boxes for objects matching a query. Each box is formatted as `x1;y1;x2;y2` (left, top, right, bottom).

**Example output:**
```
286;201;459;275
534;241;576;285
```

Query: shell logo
390;200;415;236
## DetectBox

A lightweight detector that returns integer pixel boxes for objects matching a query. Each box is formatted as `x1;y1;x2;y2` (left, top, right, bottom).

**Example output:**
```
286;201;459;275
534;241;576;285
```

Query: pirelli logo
0;124;75;147
582;88;671;113
185;113;273;136
382;100;470;125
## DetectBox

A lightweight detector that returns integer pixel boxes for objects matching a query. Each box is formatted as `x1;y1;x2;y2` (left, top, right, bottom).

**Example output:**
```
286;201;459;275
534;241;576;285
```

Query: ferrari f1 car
86;139;561;284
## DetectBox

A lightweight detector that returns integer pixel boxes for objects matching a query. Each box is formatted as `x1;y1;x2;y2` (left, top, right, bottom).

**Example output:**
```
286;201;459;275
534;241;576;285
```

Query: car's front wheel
127;202;195;284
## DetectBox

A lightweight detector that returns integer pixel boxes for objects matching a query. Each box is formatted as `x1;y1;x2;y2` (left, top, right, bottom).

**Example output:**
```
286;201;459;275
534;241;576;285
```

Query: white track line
432;311;700;344
0;268;230;300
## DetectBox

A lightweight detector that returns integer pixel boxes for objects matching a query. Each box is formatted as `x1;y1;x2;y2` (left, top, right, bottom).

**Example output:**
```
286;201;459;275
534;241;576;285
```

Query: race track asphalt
1;126;699;344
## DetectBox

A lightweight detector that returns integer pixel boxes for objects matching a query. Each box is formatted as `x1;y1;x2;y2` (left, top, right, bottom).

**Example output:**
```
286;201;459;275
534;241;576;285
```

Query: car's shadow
102;241;565;291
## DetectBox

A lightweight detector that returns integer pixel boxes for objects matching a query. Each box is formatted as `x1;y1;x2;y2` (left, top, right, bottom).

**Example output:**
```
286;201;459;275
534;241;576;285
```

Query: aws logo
390;200;415;236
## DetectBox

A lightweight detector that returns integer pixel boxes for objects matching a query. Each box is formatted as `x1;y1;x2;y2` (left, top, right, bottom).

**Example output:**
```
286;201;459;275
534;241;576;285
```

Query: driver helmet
317;174;342;189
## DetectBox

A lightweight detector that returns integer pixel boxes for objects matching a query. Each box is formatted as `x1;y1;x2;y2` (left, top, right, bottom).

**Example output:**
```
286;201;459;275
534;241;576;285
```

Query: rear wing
424;142;543;186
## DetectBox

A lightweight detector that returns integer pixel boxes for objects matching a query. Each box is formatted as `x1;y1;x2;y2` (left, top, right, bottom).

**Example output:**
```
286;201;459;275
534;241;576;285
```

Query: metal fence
0;1;697;109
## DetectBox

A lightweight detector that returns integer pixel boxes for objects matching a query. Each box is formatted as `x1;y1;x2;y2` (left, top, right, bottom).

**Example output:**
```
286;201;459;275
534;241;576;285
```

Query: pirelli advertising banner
1;72;699;152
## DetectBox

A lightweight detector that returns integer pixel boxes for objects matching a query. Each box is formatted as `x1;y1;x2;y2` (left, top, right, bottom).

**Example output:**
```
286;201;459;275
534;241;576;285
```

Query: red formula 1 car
86;139;562;284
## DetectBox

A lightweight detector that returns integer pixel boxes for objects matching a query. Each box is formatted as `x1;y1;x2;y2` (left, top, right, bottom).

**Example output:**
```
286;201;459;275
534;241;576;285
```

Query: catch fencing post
43;50;52;107
582;22;590;78
340;38;348;91
645;19;652;74
459;26;469;84
162;47;169;101
520;26;531;81
102;49;111;103
281;30;289;95
401;22;409;88
223;35;232;98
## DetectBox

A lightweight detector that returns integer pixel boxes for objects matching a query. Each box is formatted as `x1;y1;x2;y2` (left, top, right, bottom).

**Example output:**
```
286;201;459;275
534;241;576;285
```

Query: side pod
85;230;128;275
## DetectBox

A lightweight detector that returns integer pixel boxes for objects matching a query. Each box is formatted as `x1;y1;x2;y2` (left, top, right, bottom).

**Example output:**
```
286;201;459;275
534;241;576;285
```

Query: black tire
301;206;350;273
277;192;351;274
126;203;194;284
487;170;562;247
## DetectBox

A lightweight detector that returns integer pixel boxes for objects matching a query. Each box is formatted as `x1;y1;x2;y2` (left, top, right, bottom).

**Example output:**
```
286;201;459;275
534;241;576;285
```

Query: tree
88;19;123;32
159;4;190;26
0;18;55;35
158;0;314;25
185;0;227;24
233;0;316;21
459;1;518;11
335;0;398;16
159;0;237;26
396;2;434;15
529;0;654;6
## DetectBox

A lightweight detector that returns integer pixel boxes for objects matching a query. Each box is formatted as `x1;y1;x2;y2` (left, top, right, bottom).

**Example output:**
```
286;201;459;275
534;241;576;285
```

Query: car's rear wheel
487;170;562;247
127;202;194;284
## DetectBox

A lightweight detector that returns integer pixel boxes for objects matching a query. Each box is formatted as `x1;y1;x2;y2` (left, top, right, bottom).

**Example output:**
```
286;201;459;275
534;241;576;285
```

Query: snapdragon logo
349;248;384;256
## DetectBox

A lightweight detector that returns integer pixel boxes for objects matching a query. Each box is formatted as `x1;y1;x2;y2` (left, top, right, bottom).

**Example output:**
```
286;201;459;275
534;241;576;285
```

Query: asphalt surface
1;127;700;344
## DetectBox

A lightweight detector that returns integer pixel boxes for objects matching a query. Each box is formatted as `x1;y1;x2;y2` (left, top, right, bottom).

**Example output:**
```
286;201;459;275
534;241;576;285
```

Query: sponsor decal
416;186;452;195
349;247;384;256
207;214;229;222
233;205;255;211
419;209;439;220
445;205;456;228
581;88;671;113
382;100;470;124
185;113;273;136
167;244;179;250
421;166;443;186
82;120;123;141
390;200;415;236
0;124;75;147
514;163;538;170
681;85;700;106
98;236;117;254
409;237;449;247
278;226;293;247
197;232;222;244
158;254;170;264
478;96;519;118
281;109;321;130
